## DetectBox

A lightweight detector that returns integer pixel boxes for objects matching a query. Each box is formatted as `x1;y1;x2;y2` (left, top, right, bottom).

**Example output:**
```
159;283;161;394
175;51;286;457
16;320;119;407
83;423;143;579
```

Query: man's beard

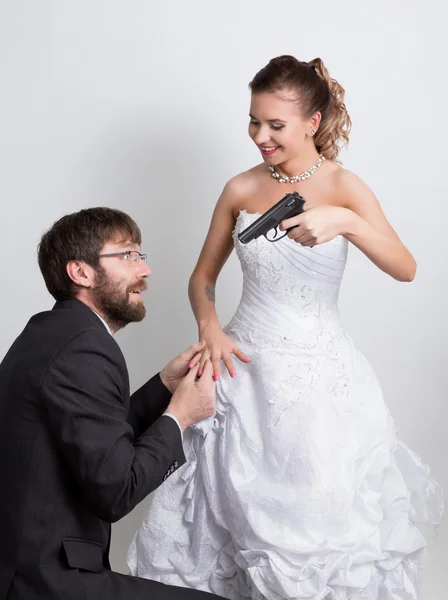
93;267;146;331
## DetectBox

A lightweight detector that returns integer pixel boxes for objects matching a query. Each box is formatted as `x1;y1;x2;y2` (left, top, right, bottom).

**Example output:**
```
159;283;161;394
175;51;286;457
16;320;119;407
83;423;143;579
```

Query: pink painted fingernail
214;374;220;381
189;363;194;368
198;370;203;376
230;371;236;378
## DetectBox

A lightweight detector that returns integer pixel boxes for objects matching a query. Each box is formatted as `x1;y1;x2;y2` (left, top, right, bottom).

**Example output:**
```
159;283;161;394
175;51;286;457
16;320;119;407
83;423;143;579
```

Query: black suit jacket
0;299;188;600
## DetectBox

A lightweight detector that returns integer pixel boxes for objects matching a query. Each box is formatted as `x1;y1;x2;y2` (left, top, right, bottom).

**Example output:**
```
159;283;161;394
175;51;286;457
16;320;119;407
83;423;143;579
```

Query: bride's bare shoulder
222;164;265;198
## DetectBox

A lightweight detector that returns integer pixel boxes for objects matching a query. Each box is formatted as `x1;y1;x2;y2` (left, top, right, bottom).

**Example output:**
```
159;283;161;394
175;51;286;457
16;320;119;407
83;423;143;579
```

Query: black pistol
238;191;306;244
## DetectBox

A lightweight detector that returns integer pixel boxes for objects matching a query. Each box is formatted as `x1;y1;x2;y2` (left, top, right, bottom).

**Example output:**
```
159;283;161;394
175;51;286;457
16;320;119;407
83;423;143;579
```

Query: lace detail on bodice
234;210;348;299
225;210;349;352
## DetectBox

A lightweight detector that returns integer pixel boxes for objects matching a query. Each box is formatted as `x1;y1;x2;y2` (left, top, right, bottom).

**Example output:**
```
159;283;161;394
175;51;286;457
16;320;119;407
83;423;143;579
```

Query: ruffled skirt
127;337;443;600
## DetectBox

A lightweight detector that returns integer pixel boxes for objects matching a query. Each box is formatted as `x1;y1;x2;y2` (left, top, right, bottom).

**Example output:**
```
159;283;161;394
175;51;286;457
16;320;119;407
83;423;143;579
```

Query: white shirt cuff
162;413;183;441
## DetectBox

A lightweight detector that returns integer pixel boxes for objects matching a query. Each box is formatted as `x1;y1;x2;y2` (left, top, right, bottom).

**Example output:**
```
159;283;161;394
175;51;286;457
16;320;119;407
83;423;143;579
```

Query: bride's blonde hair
249;55;351;162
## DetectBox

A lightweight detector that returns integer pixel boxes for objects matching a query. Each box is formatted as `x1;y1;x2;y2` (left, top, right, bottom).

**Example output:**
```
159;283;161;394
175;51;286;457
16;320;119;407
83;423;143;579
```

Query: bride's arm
338;170;417;282
188;179;251;378
188;181;236;334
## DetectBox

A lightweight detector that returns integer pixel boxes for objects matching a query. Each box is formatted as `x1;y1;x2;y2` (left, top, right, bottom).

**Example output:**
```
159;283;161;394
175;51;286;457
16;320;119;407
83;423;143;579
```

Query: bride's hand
280;205;353;247
189;321;251;381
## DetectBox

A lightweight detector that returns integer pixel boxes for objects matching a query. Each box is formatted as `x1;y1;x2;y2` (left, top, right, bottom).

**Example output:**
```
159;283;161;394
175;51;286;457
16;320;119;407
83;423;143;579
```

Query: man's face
92;239;152;330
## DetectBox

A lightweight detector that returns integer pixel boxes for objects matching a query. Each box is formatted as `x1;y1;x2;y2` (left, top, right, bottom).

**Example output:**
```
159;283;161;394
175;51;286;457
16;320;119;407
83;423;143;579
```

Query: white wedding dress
127;210;443;600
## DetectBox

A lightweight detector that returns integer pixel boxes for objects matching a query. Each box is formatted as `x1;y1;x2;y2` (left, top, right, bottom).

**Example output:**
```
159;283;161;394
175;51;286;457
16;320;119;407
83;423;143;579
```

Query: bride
127;56;443;600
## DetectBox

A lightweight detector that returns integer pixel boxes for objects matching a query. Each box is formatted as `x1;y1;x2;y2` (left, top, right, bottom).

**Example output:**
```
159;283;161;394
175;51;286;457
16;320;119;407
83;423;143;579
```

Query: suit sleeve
127;373;173;439
40;329;186;523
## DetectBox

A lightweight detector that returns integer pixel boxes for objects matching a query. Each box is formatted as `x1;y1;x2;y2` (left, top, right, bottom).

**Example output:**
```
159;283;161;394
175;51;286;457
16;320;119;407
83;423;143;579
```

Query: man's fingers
185;341;206;365
190;340;206;354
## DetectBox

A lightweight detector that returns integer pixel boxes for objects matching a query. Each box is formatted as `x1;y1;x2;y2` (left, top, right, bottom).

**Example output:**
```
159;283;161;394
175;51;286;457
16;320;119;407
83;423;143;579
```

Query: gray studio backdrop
1;1;446;597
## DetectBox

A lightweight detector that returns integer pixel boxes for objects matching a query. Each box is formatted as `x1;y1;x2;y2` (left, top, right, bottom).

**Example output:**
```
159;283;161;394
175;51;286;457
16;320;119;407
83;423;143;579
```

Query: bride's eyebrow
249;114;287;124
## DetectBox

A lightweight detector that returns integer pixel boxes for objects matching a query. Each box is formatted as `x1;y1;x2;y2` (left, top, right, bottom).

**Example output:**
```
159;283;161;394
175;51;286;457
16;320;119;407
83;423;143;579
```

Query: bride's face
248;91;317;165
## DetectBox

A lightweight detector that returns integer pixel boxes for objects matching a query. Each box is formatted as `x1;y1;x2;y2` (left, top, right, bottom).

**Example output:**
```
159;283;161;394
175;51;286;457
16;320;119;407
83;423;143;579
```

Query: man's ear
66;260;95;289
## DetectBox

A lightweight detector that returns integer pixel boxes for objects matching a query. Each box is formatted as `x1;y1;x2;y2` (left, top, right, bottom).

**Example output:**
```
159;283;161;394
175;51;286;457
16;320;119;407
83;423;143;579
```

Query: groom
0;207;222;600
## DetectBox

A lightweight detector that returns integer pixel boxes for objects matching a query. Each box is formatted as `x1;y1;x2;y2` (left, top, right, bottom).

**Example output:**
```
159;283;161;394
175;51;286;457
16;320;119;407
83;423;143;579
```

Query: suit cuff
155;372;173;400
162;413;183;441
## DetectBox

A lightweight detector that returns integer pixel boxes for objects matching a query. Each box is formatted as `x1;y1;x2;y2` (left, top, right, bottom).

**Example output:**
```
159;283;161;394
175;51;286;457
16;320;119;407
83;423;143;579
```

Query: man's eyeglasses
98;251;147;265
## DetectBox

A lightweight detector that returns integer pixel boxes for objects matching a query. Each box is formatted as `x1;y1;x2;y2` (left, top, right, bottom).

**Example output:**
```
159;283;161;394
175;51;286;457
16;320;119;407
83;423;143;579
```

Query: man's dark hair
37;207;142;301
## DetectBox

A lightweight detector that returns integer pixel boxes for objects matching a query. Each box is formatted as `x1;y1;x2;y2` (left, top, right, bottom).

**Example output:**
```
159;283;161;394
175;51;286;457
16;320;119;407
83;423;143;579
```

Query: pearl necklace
269;155;325;183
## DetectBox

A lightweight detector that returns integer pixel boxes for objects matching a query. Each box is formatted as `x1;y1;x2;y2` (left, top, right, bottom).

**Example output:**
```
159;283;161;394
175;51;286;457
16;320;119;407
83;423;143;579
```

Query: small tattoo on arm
205;284;215;302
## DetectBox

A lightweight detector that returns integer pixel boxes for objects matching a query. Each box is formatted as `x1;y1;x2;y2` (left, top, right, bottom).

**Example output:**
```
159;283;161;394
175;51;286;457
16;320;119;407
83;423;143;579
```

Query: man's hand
165;360;216;430
160;341;206;394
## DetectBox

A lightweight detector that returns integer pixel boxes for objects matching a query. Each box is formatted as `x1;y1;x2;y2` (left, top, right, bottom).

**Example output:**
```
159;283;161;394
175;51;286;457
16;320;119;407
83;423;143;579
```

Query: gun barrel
237;192;305;245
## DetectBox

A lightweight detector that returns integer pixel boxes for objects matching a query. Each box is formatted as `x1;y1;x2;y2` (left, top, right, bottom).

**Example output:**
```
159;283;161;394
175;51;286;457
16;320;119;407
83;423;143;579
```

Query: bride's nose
253;126;272;146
